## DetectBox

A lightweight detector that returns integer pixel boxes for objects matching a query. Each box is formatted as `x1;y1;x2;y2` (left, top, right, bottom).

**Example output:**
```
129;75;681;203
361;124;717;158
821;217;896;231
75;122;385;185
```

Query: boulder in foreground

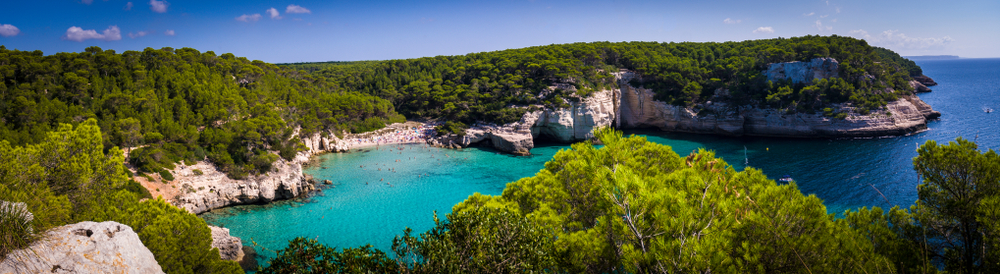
0;221;164;274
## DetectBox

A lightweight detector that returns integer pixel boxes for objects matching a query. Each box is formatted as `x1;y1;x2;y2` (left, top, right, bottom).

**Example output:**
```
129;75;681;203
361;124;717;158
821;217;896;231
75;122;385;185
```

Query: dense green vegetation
0;120;242;273
300;35;920;127
0;46;401;179
0;36;921;180
874;46;923;76
261;129;999;273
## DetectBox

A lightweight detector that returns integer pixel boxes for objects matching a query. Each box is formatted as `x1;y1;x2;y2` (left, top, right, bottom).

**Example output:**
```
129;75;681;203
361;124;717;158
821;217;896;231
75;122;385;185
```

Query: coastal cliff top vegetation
290;35;922;129
0;35;921;178
0;45;402;179
0;120;243;273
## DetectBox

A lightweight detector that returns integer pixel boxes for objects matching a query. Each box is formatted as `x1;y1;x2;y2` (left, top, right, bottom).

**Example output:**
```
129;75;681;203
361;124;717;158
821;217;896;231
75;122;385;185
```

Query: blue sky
1;0;997;63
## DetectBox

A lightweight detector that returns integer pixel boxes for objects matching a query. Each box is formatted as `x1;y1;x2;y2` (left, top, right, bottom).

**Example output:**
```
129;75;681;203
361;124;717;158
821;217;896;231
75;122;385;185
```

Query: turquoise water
201;58;1000;261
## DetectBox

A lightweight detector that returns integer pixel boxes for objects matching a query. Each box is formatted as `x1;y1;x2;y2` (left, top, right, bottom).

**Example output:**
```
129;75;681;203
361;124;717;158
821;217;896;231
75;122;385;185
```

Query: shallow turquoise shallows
201;58;1000;262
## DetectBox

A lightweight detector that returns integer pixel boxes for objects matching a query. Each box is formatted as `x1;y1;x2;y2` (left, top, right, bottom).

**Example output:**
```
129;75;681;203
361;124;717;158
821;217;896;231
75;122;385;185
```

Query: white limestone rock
0;221;164;274
171;156;315;215
209;226;244;262
765;57;840;84
616;67;940;137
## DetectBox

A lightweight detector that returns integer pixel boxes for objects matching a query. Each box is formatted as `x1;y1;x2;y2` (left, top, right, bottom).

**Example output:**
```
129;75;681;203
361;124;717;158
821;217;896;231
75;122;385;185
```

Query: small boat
778;175;794;183
985;107;993;113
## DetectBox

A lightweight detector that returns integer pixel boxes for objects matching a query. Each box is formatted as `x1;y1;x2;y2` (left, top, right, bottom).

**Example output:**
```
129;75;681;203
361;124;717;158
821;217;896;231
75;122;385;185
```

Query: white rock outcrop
209;226;244;262
765;57;840;84
436;87;618;155
172;156;315;215
0;221;164;274
443;58;937;154
616;62;940;137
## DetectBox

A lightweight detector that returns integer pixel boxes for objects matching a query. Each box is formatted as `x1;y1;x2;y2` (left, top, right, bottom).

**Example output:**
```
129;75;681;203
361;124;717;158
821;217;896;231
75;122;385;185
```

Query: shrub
158;169;175;181
121;179;153;200
0;201;35;258
193;169;204;176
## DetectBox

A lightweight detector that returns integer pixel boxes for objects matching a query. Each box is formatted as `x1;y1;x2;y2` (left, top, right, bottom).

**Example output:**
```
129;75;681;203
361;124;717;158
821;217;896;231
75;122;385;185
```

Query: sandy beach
338;121;441;150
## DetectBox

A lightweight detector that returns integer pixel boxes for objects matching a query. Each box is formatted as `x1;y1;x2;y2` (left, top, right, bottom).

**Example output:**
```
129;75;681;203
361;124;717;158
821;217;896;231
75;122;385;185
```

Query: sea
201;58;1000;262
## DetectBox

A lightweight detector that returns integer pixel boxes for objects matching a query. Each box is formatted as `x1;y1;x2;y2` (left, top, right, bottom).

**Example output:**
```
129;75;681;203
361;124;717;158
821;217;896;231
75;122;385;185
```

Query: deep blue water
201;58;1000;261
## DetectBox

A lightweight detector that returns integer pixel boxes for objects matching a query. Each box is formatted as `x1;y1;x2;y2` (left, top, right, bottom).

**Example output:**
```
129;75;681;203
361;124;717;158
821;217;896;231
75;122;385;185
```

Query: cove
201;58;1000;261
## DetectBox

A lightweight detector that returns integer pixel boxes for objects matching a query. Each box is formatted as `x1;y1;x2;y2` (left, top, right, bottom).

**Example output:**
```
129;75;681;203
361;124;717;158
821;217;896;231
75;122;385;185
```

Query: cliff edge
442;57;940;154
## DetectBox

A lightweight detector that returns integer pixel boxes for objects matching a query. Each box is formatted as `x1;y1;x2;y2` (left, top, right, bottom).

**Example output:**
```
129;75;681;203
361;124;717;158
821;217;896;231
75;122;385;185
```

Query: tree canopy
302;35;921;126
261;128;901;273
0;46;402;178
0;120;242;273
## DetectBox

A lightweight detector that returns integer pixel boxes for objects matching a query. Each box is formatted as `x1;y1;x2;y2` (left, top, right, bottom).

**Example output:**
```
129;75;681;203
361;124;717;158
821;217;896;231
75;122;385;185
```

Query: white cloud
164;29;174;36
267;7;282;19
124;2;133;10
127;31;148;38
831;19;838;23
723;18;741;24
820;14;829;18
82;0;93;4
236;14;262;22
804;12;815;16
814;20;832;31
753;26;774;34
836;7;841;13
63;25;121;42
149;0;168;13
286;4;311;14
849;29;954;50
0;24;20;37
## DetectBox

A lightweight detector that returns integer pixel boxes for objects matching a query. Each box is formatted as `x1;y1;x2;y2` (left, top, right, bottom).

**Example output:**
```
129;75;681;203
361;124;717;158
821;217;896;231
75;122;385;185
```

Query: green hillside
297;35;920;127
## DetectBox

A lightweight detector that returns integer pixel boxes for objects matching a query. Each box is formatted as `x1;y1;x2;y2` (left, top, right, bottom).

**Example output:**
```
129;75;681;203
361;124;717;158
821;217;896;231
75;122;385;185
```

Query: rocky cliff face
441;58;939;154
431;87;618;155
0;221;164;274
765;57;840;84
615;59;940;137
913;75;938;86
910;80;932;93
171;156;315;215
209;226;244;262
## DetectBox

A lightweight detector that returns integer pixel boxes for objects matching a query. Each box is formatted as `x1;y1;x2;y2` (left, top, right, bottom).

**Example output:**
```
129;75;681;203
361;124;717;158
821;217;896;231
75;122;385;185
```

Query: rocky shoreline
425;58;941;155
162;58;939;216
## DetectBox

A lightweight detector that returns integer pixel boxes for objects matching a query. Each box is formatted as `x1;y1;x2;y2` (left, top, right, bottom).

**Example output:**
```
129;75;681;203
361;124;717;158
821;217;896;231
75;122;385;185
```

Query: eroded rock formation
0;221;164;274
172;156;315;215
913;75;938;86
209;226;244;262
429;87;618;155
616;59;940;137
765;57;840;84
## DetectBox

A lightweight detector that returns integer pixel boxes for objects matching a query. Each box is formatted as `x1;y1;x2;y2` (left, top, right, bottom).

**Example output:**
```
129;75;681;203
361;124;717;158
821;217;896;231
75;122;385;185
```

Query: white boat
778;175;794;183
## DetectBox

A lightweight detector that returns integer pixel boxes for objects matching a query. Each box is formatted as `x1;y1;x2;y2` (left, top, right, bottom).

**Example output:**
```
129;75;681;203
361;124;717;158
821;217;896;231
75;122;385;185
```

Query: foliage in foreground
0;120;241;273
262;128;897;273
844;138;1000;273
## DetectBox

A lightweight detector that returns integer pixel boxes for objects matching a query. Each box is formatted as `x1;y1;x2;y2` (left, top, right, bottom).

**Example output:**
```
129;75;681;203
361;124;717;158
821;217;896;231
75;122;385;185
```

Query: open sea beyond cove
201;58;1000;260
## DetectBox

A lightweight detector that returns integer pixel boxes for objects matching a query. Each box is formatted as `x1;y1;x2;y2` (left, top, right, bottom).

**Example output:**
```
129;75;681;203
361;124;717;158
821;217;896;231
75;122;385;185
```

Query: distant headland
904;55;960;60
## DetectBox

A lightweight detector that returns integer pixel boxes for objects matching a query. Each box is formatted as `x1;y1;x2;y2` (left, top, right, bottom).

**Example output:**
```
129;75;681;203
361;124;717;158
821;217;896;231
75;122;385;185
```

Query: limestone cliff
458;57;939;153
209;226;244;262
0;221;164;274
171;155;316;215
430;87;618;155
616;58;940;137
765;57;840;84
